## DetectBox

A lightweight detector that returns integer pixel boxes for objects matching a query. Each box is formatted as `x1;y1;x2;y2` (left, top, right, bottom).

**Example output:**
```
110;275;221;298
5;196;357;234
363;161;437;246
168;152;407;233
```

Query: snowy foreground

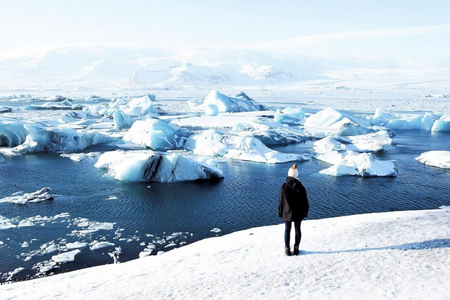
2;208;449;300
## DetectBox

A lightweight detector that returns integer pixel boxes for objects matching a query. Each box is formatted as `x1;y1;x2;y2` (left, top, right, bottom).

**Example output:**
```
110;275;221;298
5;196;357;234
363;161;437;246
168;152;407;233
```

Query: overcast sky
1;0;450;60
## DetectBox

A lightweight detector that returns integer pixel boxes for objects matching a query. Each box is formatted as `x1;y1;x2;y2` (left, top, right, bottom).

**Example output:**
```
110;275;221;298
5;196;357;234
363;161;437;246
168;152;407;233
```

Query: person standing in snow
279;164;309;256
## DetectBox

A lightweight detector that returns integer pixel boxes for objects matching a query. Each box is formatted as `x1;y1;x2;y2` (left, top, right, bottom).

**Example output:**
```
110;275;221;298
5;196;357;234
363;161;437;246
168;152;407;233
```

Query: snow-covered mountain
1;45;450;90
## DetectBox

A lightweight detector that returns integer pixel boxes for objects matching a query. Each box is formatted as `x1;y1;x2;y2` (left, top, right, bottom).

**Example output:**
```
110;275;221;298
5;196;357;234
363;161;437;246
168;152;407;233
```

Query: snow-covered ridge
2;209;449;299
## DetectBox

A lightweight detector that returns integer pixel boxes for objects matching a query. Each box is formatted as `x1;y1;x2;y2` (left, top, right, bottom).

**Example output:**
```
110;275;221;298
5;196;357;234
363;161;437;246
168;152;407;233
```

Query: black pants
284;221;302;249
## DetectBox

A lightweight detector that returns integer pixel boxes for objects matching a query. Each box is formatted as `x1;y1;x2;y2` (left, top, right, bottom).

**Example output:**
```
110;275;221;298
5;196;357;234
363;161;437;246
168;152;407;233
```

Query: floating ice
431;115;450;132
139;244;156;258
384;113;435;131
185;129;306;163
210;228;221;233
51;250;81;263
113;110;133;130
274;106;306;125
21;100;80;111
0;187;54;205
201;90;265;113
304;107;371;136
319;152;398;177
89;241;115;250
0;119;28;147
123;118;190;150
415;151;450;169
7;123;113;155
314;131;392;155
5;267;25;281
65;242;88;250
232;120;310;145
96;150;224;182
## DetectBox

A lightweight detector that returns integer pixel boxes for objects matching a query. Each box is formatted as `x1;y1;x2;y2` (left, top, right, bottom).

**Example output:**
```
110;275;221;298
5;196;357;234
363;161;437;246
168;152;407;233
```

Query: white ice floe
89;241;115;251
201;90;265;114
84;94;158;118
274;106;306;125
65;242;88;250
3;209;450;299
51;250;81;263
415;151;450;169
60;152;99;161
95;150;224;182
232;120;310;145
0;187;54;205
318;152;398;177
184;129;306;163
123;118;190;150
304;107;371;136
314;131;392;155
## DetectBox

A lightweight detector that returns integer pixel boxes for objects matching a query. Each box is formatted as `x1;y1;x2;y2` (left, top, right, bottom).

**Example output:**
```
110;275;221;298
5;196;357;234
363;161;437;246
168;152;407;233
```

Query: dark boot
293;247;299;256
285;247;291;256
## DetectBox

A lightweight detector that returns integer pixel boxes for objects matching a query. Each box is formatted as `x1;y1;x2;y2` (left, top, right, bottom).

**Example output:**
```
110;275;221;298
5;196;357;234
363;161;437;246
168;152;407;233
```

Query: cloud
241;24;450;52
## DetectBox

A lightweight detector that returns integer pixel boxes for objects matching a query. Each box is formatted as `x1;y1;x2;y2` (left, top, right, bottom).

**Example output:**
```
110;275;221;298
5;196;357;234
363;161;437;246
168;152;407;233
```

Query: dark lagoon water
1;129;450;282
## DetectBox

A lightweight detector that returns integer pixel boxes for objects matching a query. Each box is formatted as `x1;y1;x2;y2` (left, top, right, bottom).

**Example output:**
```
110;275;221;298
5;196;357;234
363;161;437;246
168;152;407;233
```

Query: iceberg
274;106;306;125
51;250;81;263
123;118;190;151
201;90;265;113
0;119;28;147
314;131;392;155
95;150;224;182
304;107;371;136
184;129;306;163
89;241;115;251
85;94;158;118
415;151;450;169
383;113;436;131
319;152;398;177
232;120;310;145
431;115;450;132
8;123;113;154
0;187;54;205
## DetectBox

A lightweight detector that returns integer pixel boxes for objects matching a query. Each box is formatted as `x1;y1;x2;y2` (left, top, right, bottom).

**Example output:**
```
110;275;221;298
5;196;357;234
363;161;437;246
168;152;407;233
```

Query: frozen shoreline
2;208;450;299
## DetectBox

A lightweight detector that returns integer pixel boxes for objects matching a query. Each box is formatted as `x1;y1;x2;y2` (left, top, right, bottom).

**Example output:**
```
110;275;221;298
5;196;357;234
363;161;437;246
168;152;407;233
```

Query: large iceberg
415;151;450;169
201;90;265;114
95;150;224;182
304;107;372;136
123;118;191;151
184;129;306;163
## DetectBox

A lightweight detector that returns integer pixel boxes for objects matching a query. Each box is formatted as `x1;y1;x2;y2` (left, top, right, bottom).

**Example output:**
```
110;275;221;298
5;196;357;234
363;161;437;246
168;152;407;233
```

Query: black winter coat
278;177;309;222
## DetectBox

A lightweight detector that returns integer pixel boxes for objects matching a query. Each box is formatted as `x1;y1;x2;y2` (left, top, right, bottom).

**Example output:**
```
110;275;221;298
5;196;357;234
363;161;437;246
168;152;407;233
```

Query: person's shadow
301;238;450;255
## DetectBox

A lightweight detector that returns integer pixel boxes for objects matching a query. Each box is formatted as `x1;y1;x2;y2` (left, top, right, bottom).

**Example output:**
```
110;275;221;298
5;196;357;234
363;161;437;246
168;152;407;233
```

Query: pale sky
1;0;450;59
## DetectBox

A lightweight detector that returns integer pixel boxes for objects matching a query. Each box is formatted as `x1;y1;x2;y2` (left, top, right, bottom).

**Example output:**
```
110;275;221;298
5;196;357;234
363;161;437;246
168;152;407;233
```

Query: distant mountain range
0;45;449;90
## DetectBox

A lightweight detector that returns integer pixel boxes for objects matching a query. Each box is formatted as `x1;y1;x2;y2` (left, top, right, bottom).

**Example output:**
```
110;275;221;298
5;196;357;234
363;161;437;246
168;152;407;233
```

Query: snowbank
2;209;449;299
